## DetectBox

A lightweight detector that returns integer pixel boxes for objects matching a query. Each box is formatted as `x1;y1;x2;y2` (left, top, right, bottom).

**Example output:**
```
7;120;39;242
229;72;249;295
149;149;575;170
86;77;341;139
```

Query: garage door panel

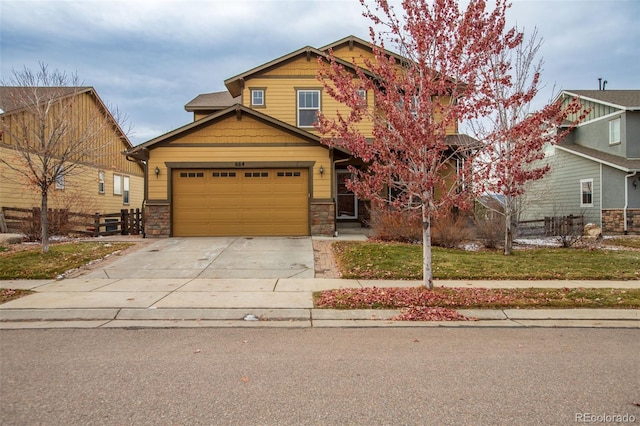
173;168;309;236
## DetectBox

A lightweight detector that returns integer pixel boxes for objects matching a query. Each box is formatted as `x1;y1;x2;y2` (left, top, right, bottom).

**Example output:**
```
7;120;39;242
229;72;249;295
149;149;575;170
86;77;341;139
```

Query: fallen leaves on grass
314;286;640;321
0;288;33;304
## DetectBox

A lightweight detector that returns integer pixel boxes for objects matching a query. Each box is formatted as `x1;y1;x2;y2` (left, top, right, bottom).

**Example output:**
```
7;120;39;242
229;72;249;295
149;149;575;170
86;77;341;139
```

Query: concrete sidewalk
1;277;638;329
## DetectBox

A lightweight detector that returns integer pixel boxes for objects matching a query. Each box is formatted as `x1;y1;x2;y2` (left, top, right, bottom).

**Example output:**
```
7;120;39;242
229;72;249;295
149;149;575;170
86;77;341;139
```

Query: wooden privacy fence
1;206;143;237
517;215;585;237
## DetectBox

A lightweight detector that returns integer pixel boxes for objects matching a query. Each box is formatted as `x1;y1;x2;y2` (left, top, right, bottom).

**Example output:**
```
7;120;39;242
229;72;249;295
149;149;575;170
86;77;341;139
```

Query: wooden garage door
172;169;309;236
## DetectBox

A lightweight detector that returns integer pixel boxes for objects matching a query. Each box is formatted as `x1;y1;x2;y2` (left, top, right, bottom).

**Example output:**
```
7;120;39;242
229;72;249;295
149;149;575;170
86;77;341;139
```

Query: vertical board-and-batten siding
0;91;143;212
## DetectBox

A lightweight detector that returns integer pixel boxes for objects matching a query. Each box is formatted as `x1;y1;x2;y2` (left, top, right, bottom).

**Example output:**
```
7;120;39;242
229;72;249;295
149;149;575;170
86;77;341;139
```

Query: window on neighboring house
609;117;620;144
98;171;105;194
297;89;320;127
356;89;367;107
113;174;122;196
580;179;593;207
251;89;265;107
123;176;130;205
55;174;65;190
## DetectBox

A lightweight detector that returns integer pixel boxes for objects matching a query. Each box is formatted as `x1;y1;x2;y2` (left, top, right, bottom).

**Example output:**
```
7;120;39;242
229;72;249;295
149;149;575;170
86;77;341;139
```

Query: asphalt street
1;328;639;425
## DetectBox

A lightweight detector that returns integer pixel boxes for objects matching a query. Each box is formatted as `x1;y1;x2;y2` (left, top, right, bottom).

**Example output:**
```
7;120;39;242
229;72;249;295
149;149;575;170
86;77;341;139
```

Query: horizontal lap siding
523;149;601;225
244;60;374;137
0;146;143;213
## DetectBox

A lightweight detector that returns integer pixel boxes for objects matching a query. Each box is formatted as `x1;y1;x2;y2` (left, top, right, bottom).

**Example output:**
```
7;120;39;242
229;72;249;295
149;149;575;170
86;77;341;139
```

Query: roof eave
126;104;342;155
555;144;640;172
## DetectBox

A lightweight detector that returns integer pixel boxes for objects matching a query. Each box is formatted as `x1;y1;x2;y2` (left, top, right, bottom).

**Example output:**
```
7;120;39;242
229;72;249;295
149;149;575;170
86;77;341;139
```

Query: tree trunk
504;204;512;256
41;190;50;253
422;206;434;289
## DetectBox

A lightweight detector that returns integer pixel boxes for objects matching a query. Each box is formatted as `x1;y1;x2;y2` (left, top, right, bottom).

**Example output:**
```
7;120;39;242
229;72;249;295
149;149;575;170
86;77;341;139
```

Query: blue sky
1;0;639;145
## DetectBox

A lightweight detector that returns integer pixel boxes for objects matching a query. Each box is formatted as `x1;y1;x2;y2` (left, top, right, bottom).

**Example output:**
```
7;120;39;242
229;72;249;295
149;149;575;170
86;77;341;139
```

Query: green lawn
332;241;640;280
0;242;133;280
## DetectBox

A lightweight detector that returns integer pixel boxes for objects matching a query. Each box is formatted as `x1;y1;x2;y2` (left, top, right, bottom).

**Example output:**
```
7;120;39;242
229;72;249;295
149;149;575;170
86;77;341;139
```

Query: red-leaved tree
472;28;588;254
316;0;527;288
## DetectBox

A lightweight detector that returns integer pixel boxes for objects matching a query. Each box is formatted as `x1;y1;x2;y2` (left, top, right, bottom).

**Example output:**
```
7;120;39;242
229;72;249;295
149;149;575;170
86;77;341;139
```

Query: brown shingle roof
556;141;640;171
184;91;240;111
564;90;640;109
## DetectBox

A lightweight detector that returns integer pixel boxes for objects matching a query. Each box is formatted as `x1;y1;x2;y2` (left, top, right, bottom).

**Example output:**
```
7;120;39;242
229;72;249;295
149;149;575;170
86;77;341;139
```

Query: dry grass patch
332;241;640;280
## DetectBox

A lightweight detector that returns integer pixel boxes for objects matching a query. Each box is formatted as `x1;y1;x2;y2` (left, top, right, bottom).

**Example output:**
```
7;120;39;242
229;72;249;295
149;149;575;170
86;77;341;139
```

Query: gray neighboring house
523;90;640;234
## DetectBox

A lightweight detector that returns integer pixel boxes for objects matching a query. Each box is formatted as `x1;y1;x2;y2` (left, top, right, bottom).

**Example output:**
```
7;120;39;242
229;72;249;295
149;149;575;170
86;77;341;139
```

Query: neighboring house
127;36;470;237
0;86;144;217
523;90;640;234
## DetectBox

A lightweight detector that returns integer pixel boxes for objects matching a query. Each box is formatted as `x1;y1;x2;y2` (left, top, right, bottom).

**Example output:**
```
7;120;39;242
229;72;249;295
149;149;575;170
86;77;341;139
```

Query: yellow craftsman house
0;87;144;220
127;36;466;237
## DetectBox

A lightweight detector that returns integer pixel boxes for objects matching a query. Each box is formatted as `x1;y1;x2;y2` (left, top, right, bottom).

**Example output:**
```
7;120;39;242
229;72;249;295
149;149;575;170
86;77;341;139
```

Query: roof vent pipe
598;78;608;90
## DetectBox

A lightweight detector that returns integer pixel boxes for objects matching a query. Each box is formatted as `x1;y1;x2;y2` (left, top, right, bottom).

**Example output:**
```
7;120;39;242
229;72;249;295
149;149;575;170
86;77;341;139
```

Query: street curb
1;307;638;329
1;319;638;329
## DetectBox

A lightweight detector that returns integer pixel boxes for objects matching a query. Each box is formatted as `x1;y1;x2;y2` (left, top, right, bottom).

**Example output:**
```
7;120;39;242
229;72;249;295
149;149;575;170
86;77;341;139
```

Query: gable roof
126;104;347;160
224;42;378;97
562;90;640;110
319;35;406;62
556;141;640;172
0;86;134;150
184;91;240;112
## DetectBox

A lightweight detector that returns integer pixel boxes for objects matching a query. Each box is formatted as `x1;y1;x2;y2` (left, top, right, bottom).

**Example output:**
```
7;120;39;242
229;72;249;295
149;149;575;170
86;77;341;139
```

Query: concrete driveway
80;237;314;279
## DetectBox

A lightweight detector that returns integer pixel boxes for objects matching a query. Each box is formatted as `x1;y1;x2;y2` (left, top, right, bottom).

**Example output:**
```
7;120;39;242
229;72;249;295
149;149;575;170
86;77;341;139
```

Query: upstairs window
297;89;320;127
251;89;265;107
609;117;620;145
580;179;593;207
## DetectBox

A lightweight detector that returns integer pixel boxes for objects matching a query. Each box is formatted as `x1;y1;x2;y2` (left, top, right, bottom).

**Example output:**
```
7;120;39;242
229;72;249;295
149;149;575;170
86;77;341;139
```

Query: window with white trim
113;174;122;196
609;117;620;145
297;89;320;127
123;176;130;205
98;171;105;194
356;89;367;107
251;89;265;107
580;179;593;207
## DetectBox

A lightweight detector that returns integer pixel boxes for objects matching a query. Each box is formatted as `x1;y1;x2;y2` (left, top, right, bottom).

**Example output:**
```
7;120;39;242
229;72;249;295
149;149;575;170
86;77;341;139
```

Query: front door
336;170;357;219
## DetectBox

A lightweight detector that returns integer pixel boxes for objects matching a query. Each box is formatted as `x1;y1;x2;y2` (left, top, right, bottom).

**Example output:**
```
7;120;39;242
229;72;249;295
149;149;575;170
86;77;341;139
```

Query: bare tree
0;63;127;252
471;28;587;255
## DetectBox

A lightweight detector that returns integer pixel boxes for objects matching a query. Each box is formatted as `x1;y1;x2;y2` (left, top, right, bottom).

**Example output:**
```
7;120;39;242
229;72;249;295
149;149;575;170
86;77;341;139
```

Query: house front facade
523;90;640;234
0;87;144;218
128;36;466;238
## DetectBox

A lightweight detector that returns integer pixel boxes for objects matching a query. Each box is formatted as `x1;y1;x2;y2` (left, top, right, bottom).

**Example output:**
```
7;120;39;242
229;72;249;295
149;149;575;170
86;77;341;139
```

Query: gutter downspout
624;171;638;234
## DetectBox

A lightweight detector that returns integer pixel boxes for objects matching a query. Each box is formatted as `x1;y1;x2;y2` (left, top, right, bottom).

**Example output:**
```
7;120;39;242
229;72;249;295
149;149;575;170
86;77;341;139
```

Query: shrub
474;215;505;249
20;208;72;241
431;211;473;248
369;204;422;243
